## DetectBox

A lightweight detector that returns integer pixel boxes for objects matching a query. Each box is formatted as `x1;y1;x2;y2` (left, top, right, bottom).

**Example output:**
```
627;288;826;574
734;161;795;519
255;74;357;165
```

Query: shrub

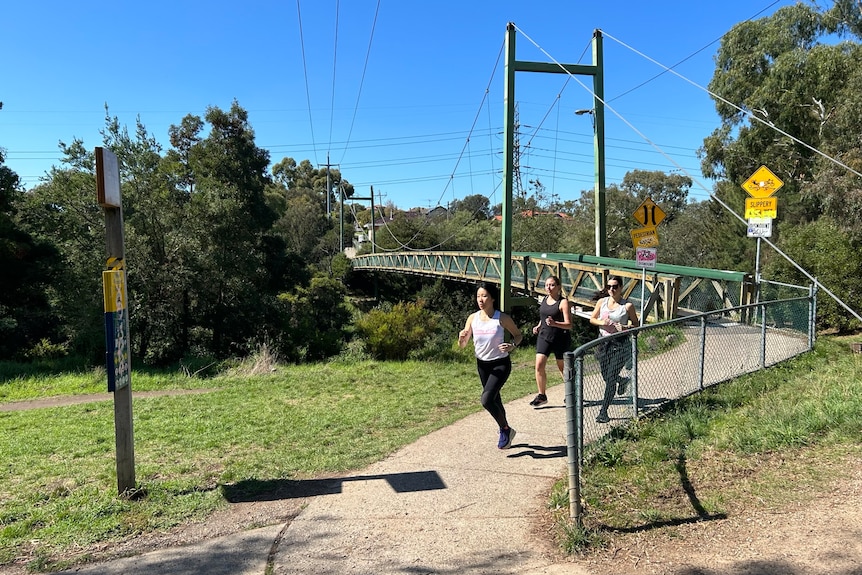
355;300;442;360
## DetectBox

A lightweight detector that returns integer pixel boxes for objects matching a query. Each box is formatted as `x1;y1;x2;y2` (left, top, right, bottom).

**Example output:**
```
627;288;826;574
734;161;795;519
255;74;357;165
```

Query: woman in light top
458;282;524;449
589;275;640;423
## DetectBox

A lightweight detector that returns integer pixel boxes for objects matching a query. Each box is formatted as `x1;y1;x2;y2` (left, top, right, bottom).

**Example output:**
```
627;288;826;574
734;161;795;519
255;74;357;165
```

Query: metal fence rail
563;290;816;525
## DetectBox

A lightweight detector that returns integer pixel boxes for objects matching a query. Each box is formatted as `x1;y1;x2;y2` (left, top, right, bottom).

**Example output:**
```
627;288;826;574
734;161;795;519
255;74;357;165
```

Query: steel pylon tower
512;104;524;200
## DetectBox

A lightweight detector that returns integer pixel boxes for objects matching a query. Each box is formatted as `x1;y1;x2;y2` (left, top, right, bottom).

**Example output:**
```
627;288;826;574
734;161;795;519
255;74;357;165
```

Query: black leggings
597;338;630;413
476;356;512;429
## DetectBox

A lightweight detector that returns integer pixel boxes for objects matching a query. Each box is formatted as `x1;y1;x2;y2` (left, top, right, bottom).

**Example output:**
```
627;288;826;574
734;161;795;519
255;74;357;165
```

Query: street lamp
574;108;595;131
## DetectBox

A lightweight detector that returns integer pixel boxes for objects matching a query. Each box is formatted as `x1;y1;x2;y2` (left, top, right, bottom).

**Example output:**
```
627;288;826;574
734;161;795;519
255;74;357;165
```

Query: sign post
96;147;136;495
742;166;783;287
631;197;666;321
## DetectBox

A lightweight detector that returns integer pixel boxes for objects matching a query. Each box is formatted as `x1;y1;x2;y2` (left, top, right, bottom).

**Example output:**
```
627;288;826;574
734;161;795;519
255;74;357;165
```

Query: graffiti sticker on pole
636;247;657;269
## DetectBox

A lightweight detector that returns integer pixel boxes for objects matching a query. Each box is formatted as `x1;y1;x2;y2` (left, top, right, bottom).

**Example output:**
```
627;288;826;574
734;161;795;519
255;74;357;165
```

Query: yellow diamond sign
633;197;666;227
742;165;783;199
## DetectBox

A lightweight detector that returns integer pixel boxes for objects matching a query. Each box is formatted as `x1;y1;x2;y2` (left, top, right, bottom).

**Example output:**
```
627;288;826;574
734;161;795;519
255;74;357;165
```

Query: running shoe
497;427;516;449
617;377;630;396
529;393;548;407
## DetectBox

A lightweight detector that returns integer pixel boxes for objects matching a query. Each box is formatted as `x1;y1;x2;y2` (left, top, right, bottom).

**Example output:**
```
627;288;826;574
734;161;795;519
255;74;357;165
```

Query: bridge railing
562;289;816;525
352;251;757;321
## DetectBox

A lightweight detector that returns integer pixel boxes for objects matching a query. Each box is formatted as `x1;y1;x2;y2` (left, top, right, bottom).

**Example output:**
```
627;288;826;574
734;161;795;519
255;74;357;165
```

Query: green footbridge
351;251;757;321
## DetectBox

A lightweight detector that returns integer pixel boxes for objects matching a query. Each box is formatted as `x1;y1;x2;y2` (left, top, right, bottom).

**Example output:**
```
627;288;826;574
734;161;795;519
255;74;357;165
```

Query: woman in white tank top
458;282;523;449
589;275;640;423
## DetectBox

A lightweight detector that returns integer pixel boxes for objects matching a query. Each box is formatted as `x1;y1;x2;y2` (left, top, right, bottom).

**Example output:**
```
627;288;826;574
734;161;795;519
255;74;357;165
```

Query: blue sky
1;0;798;210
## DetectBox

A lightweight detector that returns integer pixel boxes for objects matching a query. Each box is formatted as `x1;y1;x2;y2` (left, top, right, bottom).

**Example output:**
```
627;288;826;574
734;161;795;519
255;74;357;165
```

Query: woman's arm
589;298;606;327
548;298;573;330
499;313;523;352
458;313;475;348
625;303;640;328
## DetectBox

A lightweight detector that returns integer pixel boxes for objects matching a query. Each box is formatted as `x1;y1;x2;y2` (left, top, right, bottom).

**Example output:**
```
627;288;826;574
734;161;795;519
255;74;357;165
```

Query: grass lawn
0;350;539;571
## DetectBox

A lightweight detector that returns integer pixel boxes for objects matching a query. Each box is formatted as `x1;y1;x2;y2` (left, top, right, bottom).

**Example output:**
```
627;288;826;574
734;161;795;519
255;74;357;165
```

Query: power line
295;0;320;166
337;0;381;166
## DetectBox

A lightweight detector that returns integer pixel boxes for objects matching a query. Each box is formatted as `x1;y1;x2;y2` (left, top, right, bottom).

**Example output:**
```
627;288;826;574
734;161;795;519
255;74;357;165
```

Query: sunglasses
606;284;621;290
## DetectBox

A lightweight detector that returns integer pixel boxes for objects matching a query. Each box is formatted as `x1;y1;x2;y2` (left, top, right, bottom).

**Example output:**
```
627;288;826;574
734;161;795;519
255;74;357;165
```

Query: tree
99;111;193;364
0;150;62;358
15;144;107;360
702;3;862;235
700;3;862;328
451;194;491;221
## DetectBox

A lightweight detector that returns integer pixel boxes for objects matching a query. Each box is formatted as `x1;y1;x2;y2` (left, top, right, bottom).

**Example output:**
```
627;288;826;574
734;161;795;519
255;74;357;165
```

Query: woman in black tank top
529;276;572;407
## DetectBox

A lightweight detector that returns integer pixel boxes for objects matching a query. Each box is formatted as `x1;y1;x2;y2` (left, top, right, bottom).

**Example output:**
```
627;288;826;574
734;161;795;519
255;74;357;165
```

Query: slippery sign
745;196;778;219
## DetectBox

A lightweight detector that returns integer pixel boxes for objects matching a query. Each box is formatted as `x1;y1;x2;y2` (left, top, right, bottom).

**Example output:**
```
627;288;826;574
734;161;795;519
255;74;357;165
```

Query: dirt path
573;453;862;575
0;389;214;411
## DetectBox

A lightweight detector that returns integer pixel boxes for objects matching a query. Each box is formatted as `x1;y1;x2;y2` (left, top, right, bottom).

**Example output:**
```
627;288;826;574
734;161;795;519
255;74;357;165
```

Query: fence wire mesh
564;292;815;524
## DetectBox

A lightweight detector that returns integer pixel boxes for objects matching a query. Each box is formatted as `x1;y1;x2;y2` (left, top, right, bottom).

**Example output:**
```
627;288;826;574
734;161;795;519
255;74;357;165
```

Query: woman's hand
532;325;539;335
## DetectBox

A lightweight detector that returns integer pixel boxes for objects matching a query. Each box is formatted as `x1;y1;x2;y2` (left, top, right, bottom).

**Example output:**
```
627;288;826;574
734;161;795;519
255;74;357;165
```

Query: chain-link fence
562;288;816;524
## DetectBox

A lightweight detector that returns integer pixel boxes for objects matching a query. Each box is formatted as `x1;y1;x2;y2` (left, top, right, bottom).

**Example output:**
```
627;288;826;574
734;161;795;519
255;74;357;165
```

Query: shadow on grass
222;470;446;502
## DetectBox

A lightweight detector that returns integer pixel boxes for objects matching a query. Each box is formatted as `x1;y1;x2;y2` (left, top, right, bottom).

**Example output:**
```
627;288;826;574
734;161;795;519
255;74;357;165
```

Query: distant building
352;206;450;252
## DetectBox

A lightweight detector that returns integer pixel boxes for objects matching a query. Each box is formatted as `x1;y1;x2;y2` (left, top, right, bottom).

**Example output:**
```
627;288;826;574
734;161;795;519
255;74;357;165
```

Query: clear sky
1;0;798;210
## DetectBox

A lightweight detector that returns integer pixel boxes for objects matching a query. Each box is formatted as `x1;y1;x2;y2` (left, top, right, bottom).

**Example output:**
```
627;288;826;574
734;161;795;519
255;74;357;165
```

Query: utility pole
321;155;337;218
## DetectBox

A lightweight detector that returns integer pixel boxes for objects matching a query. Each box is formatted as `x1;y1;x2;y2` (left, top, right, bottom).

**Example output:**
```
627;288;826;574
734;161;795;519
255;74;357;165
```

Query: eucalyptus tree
701;2;862;327
702;2;862;236
0;150;62;359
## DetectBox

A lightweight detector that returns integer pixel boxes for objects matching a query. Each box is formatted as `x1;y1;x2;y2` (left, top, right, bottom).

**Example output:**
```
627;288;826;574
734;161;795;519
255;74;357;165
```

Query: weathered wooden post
96;147;136;495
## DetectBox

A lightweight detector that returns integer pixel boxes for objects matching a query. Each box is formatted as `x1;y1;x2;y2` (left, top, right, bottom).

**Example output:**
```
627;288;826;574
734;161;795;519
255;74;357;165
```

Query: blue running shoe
497;427;516;449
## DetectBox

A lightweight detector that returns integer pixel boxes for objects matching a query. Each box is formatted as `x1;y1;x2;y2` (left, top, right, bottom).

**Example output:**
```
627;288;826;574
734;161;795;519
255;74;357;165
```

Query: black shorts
536;334;571;359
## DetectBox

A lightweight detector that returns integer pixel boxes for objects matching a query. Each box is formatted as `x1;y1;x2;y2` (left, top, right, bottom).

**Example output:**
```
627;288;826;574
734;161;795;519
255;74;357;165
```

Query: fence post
630;331;639;418
699;315;707;391
564;351;583;526
760;302;767;369
809;282;817;350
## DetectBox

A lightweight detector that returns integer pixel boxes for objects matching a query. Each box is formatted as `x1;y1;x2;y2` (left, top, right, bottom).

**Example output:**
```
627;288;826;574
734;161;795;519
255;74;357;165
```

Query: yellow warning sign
632;197;666;227
630;226;659;248
742;165;783;199
745;197;778;219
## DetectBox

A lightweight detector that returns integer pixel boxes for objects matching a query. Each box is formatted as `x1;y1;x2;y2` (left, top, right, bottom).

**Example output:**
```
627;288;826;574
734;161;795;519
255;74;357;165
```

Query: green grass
554;334;862;553
0;348;539;572
3;335;861;569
